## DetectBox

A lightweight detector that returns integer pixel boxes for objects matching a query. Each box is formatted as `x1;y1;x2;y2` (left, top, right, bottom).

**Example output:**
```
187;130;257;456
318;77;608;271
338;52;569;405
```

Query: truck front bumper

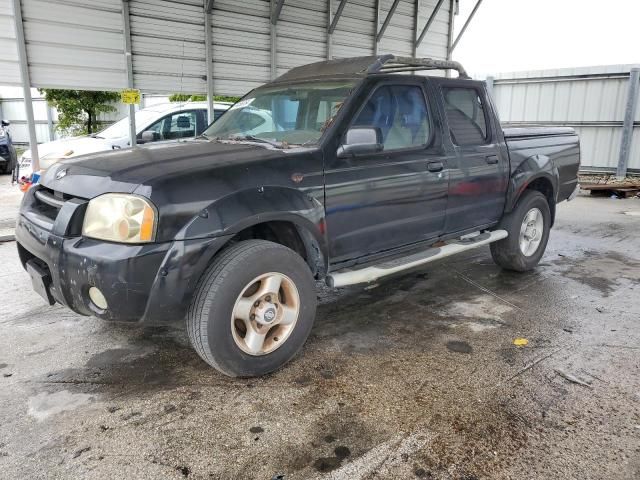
15;189;231;324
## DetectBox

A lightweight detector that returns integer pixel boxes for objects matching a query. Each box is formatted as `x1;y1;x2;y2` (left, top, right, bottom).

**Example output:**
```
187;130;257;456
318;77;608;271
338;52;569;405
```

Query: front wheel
187;240;317;377
490;190;551;272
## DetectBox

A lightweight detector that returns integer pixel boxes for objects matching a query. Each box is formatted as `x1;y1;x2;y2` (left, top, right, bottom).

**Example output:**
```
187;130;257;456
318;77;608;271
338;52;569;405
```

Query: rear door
435;80;508;233
324;79;449;265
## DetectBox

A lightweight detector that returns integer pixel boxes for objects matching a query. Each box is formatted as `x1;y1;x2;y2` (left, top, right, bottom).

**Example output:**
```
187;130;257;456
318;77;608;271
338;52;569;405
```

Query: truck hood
41;140;287;199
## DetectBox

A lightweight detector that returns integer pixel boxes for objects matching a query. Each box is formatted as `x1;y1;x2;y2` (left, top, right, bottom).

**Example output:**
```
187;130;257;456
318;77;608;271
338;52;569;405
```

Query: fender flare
175;185;328;270
505;154;559;213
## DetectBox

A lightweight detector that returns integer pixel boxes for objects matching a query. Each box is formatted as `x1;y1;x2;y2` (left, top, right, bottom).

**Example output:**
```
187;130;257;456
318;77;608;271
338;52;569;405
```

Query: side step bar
327;230;508;288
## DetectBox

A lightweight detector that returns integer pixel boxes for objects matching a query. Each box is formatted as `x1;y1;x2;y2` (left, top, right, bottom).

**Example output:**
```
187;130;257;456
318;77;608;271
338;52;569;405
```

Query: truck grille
0;145;9;159
31;186;86;230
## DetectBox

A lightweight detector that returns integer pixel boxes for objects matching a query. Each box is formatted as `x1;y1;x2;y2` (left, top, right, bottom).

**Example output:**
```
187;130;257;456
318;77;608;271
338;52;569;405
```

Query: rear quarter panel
504;130;580;209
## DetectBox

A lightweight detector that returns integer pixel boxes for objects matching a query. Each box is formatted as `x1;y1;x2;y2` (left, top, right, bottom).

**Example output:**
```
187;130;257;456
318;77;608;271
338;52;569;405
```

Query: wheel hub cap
519;207;544;257
230;272;300;356
254;300;278;325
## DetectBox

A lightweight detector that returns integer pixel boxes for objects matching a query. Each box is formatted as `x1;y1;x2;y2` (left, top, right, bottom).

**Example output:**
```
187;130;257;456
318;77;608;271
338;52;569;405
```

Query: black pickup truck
16;56;580;377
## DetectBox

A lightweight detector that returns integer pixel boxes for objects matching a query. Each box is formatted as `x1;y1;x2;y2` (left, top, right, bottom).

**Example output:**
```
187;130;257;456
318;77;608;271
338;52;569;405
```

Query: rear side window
442;87;489;146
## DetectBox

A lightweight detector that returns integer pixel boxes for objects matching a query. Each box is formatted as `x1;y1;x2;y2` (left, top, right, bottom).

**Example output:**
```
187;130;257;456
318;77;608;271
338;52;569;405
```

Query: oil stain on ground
446;340;473;354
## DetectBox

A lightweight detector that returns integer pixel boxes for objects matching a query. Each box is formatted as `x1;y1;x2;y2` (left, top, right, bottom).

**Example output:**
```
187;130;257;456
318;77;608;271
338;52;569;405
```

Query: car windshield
203;81;356;146
95;110;164;139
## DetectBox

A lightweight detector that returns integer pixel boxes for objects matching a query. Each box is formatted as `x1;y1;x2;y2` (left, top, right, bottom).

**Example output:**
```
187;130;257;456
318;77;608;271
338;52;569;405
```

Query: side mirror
1;120;9;127
337;127;383;158
140;130;156;143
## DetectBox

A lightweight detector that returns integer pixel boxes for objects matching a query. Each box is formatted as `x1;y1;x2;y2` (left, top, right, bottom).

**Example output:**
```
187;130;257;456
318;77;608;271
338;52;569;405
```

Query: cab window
442;87;489;146
352;85;431;151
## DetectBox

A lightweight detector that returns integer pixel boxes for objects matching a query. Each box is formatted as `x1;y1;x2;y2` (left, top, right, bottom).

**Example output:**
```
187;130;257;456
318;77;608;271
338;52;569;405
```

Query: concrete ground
0;173;21;240
1;174;639;479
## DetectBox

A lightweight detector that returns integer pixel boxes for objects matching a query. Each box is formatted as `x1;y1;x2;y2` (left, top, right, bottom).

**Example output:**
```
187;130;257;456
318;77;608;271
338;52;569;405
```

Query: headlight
0;129;5;138
82;194;157;243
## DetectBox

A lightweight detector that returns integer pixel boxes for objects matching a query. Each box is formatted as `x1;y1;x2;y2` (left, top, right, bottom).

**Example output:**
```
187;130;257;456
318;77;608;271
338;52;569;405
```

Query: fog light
89;287;108;310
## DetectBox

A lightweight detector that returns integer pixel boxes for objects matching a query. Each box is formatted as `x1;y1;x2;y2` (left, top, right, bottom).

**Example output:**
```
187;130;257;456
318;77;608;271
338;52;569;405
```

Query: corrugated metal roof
0;0;454;96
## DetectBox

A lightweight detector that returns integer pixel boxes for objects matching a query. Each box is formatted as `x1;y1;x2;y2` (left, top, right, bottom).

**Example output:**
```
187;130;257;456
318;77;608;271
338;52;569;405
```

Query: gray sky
453;0;640;77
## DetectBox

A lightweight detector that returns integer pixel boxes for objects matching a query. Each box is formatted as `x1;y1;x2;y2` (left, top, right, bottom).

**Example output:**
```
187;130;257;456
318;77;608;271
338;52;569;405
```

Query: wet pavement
1;190;639;479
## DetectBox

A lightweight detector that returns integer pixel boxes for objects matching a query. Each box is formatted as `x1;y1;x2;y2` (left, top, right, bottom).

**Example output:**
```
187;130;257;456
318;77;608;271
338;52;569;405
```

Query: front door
437;82;508;233
324;81;449;265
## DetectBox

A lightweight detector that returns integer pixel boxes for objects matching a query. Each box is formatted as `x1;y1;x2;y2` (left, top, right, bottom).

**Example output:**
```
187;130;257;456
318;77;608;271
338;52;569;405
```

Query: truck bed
503;125;580;203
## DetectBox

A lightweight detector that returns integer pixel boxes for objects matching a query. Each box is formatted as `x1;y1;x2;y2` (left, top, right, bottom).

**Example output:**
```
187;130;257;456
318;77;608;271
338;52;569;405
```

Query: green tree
169;93;240;103
39;89;120;135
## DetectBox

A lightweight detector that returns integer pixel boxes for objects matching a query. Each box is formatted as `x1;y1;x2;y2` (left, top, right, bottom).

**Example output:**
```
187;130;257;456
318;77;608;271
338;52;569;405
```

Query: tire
490;190;551;272
187;240;317;377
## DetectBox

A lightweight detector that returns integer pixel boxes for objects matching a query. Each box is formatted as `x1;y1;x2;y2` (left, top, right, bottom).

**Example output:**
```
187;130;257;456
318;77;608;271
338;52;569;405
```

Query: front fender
174;185;328;256
506;154;558;212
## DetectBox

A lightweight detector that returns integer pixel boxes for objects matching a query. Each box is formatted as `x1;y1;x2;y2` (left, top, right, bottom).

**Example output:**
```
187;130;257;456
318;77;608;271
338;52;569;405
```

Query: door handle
427;161;444;172
485;155;499;164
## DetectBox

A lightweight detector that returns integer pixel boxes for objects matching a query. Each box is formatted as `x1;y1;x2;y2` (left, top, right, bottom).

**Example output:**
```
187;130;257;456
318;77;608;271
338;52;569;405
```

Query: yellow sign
121;89;140;104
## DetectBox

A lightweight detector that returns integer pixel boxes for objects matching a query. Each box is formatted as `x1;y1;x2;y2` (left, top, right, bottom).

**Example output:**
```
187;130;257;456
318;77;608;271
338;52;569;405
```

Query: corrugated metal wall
210;0;271;96
332;0;376;58
491;65;640;172
415;0;450;60
0;0;21;85
276;0;328;77
0;0;454;96
377;0;450;60
22;0;127;90
130;0;207;93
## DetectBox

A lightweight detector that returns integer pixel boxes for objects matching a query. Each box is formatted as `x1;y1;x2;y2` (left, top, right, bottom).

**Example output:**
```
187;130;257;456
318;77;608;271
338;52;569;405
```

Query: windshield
203;81;356;146
96;110;163;139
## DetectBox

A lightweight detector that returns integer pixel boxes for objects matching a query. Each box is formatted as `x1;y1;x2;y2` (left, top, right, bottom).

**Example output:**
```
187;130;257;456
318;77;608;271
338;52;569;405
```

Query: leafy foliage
169;93;240;103
39;89;120;135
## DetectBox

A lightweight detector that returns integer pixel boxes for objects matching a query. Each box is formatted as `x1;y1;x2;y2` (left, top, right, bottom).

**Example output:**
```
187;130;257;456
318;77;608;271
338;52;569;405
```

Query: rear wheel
187;240;317;377
490;190;551;272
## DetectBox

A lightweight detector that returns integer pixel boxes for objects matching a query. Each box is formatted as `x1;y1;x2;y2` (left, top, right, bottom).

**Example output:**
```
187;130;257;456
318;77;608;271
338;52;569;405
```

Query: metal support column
450;0;482;54
376;0;401;43
326;0;333;60
446;0;455;74
415;0;445;51
204;7;215;122
121;0;136;147
45;103;54;141
485;75;494;100
374;0;380;55
270;0;278;80
12;0;39;171
412;0;419;57
617;68;640;178
328;0;348;34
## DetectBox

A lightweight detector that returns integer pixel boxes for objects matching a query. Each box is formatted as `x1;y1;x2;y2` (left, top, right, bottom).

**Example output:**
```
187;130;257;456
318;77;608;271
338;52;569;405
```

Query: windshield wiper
227;134;283;148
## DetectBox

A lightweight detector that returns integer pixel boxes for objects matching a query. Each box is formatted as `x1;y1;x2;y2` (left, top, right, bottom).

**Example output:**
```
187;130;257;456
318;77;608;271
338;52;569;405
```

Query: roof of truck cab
271;55;469;85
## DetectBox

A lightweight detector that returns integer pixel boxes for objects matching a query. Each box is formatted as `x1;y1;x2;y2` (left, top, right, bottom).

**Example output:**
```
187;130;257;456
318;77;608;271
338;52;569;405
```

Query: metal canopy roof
2;0;488;170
